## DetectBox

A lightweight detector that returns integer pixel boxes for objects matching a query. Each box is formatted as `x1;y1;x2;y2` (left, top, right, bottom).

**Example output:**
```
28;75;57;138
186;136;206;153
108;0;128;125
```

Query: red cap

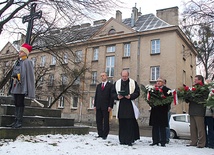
20;43;32;56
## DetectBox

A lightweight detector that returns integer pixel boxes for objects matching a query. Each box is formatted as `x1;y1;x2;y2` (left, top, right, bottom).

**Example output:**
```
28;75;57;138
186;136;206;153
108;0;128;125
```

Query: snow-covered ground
0;132;213;155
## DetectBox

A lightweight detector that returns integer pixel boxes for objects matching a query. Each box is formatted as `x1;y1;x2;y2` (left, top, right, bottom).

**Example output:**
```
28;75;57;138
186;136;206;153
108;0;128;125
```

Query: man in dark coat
112;70;140;146
94;72;114;140
186;75;209;148
149;77;171;147
7;43;35;128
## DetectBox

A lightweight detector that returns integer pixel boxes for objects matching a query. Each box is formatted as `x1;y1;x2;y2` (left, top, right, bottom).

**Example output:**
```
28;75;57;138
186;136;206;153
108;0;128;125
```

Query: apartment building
0;6;197;124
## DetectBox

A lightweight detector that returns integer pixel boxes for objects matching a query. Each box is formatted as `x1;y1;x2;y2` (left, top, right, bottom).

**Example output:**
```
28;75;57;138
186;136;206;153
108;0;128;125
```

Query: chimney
93;19;106;25
156;6;179;25
116;10;122;23
131;3;138;27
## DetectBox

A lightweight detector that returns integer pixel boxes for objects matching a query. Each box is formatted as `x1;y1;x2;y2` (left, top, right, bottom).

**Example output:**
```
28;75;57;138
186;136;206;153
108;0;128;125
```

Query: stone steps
0;126;89;139
0;105;61;117
0;96;89;139
0;115;74;127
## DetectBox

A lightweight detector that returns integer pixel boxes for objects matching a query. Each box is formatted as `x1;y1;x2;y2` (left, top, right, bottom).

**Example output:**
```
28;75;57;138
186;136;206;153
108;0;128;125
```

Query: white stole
115;78;140;119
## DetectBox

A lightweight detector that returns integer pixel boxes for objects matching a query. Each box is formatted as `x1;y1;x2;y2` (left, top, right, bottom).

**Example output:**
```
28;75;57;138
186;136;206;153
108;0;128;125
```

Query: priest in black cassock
112;70;140;146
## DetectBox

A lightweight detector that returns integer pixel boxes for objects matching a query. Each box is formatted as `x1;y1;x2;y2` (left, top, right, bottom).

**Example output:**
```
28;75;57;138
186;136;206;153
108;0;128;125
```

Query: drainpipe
137;35;141;106
78;47;87;122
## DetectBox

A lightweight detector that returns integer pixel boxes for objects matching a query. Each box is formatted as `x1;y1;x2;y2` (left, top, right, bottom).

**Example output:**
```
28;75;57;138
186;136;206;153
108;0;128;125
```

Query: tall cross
22;3;42;44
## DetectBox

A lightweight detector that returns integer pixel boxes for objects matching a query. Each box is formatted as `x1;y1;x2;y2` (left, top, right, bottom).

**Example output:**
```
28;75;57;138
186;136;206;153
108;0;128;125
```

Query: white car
169;114;190;139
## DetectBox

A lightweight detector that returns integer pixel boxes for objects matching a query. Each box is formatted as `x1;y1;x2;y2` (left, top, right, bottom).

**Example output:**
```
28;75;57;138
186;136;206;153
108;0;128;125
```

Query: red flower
184;86;189;91
198;82;203;86
192;87;196;91
212;90;214;93
161;95;166;99
155;87;159;91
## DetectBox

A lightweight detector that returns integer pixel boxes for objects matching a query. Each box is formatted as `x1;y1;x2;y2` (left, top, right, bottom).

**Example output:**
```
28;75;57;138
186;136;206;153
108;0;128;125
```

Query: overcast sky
0;0;188;50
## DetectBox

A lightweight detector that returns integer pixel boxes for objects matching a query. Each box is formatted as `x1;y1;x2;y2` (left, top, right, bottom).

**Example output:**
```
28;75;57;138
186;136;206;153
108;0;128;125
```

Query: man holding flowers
185;75;209;148
148;77;172;147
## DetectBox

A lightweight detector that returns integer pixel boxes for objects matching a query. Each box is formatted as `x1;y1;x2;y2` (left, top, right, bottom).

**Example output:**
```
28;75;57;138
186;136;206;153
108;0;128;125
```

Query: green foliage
177;82;214;107
141;84;173;107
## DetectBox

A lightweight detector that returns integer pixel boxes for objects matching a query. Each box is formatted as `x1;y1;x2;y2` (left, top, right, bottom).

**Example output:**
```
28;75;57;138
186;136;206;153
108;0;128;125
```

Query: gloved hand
17;74;20;81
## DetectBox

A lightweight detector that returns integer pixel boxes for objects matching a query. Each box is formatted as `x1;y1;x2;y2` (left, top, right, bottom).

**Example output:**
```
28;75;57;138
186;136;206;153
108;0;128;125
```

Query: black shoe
12;122;22;128
161;144;166;147
102;137;107;140
127;143;132;146
149;143;159;146
95;136;102;138
6;121;16;127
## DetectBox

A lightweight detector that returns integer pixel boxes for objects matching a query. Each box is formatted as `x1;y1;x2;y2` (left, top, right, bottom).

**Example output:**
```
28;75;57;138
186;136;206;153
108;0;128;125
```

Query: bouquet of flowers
205;86;214;108
176;82;211;104
141;84;173;107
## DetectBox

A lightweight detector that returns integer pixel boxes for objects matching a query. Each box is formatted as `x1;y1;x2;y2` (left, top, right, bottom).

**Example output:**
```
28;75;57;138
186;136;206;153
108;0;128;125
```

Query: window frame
106;45;116;53
93;48;99;61
58;96;64;108
106;56;115;77
40;55;46;67
75;50;82;63
124;43;131;57
150;66;160;81
91;71;97;84
151;39;160;54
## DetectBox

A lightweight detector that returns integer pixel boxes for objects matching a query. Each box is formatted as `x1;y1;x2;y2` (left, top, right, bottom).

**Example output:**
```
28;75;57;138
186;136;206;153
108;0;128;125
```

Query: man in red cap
6;43;35;128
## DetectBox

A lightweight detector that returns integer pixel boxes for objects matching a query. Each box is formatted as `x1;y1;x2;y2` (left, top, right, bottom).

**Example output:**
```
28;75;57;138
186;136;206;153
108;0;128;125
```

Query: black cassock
113;79;140;145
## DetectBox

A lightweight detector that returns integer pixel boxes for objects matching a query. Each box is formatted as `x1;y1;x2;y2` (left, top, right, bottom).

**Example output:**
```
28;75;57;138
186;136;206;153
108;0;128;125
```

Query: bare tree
0;0;121;36
181;0;214;80
0;0;122;108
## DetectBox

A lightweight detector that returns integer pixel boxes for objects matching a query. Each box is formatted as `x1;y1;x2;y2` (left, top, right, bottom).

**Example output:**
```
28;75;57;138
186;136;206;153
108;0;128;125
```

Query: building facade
0;6;197;124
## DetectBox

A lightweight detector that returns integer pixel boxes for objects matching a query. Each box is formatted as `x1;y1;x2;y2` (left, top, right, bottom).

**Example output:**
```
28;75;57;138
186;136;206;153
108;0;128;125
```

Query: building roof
34;13;172;48
123;13;171;32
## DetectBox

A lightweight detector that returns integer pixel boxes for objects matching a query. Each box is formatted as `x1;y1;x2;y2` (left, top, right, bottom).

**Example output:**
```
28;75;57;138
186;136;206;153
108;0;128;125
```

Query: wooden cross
22;3;42;44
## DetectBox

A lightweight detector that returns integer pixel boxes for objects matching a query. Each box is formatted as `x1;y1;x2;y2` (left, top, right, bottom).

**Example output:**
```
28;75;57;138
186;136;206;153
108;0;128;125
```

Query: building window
61;74;68;85
40;55;46;67
92;71;97;84
71;96;78;108
48;74;54;86
38;76;44;86
150;66;160;81
58;96;64;108
106;56;115;77
124;43;130;57
51;56;56;65
108;29;116;34
93;48;99;61
64;53;68;64
190;53;193;67
151;39;160;54
47;96;52;107
75;50;82;62
6;50;9;54
107;45;115;53
31;57;36;67
89;97;94;109
182;45;186;60
5;61;9;67
74;77;80;85
183;70;186;85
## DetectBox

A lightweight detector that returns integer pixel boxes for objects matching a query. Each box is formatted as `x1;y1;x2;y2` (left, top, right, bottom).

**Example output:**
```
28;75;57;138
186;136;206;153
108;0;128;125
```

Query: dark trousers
152;126;166;145
205;116;214;148
96;109;109;137
14;94;25;107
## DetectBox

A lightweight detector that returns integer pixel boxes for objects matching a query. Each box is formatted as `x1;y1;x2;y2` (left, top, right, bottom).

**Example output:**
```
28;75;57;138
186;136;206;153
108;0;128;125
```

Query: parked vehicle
169;114;190;139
